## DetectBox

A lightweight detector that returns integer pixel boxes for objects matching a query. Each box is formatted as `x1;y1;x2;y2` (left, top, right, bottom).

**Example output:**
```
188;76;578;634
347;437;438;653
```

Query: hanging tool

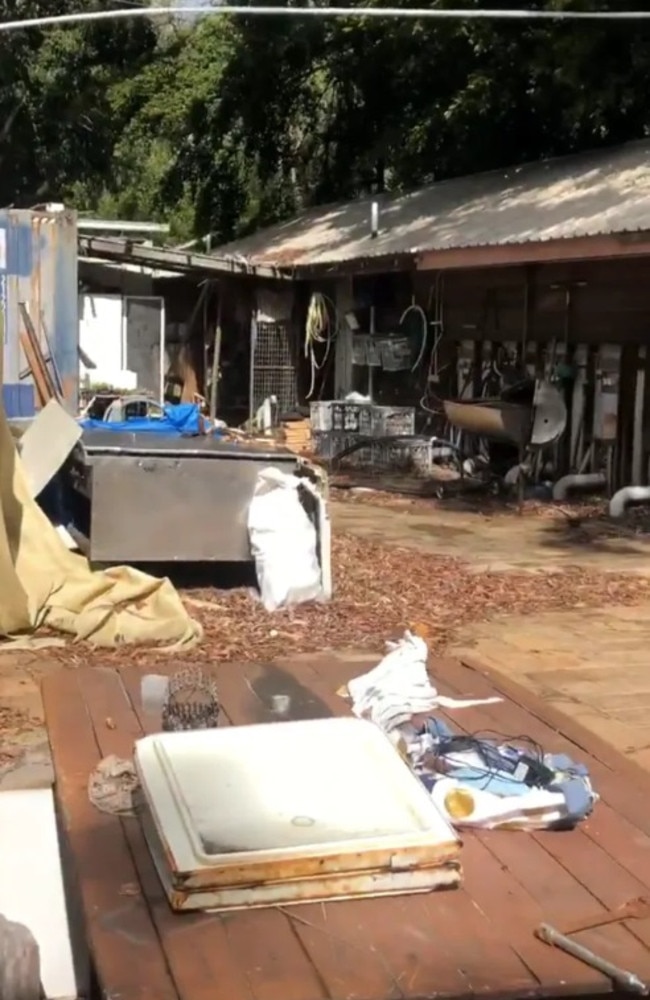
304;291;338;400
535;923;648;995
398;299;428;372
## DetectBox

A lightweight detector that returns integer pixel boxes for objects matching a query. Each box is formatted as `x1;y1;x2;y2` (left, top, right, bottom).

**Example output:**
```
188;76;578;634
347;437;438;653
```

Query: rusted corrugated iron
0;207;78;415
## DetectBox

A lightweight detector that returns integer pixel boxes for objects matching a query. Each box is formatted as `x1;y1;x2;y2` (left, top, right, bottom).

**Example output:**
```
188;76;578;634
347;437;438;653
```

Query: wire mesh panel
250;320;298;417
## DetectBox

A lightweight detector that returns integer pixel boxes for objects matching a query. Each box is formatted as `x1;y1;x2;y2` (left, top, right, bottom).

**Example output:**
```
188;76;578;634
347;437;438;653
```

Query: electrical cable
426;727;574;793
5;8;650;32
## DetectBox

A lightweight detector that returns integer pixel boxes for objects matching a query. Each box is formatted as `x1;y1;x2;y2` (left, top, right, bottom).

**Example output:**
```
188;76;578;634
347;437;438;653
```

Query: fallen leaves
35;527;650;674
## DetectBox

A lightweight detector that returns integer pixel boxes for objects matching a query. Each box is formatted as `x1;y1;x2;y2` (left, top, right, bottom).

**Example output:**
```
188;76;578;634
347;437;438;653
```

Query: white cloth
346;631;501;733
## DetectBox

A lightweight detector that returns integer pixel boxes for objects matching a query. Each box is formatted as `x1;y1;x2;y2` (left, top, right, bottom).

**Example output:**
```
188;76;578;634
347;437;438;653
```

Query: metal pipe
209;297;223;421
77;219;170;235
536;924;648;995
609;485;650;519
552;472;606;502
4;7;650;32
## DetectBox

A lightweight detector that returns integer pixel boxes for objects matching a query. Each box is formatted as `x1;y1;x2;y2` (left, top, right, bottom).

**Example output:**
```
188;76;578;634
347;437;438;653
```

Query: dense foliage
2;0;650;243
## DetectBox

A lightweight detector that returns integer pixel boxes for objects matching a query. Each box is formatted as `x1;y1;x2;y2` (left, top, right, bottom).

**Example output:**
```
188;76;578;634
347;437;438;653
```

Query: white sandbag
247;467;323;612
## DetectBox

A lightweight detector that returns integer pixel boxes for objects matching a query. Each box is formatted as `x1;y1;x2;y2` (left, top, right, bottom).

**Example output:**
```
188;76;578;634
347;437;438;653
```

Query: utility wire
3;6;650;33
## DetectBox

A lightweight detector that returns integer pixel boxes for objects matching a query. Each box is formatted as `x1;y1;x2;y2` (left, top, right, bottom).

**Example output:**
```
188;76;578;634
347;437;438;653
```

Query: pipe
552;472;606;502
610;485;650;519
77;219;170;235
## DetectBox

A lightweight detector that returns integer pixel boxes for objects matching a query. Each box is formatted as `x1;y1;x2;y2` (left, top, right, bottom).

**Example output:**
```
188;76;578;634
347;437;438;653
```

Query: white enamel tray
134;716;461;911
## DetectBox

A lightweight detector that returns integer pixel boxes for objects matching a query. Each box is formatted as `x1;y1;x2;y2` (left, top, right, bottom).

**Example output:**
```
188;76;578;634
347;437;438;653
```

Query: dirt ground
3;491;650;789
334;492;650;574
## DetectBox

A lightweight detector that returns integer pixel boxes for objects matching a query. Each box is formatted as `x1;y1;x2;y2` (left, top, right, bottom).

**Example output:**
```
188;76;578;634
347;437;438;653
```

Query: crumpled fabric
344;630;501;732
88;755;139;816
0;400;201;648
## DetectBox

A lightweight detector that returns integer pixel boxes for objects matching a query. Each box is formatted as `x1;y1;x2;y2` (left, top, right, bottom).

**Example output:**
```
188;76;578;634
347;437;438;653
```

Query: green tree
4;0;650;244
0;1;158;207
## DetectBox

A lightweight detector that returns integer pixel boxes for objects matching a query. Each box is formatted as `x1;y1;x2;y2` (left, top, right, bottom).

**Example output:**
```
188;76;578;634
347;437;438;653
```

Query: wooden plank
428;659;650;981
457;834;587;988
460;652;650;794
19;329;50;408
18;303;57;407
62;657;650;1000
294;659;628;991
41;669;179;1000
215;660;541;999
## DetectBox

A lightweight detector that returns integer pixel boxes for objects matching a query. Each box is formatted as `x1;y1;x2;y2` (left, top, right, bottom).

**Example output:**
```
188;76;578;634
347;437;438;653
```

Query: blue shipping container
0;208;79;415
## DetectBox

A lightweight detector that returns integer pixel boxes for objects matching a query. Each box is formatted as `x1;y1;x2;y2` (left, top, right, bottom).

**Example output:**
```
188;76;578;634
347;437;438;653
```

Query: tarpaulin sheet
80;402;207;437
0;401;202;649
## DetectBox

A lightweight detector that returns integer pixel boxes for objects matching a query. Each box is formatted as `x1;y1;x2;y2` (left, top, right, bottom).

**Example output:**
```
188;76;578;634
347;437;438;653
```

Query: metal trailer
66;430;329;567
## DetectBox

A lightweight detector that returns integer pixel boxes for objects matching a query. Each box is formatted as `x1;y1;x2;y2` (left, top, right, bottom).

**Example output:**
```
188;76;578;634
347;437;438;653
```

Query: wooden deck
42;651;650;1000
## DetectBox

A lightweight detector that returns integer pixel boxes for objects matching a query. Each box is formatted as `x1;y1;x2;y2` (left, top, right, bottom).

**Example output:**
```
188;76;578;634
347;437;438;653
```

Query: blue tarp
80;402;207;437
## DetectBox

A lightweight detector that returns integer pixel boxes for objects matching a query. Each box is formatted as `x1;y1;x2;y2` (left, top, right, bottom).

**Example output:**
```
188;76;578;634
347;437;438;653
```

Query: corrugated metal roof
214;140;650;269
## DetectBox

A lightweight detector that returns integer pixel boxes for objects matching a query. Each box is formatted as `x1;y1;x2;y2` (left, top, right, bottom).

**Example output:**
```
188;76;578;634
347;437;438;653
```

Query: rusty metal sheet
443;398;532;445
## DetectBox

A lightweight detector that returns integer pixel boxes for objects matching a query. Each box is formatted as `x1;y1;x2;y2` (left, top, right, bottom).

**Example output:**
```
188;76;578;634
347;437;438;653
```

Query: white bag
247;468;323;612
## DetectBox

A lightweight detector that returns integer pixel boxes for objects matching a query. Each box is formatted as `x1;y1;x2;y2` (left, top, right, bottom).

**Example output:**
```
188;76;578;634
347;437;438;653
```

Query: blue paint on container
0;209;78;410
3;383;35;417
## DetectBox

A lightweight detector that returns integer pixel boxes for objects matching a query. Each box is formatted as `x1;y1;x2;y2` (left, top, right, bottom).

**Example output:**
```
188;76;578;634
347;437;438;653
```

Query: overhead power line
3;6;650;33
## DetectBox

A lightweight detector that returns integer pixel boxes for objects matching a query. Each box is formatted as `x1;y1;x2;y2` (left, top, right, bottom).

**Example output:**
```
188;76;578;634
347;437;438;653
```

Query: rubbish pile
340;631;598;832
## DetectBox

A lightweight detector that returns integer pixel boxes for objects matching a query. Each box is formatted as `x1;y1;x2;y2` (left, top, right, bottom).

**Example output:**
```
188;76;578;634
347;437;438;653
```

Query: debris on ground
34;531;650;672
342;631;597;833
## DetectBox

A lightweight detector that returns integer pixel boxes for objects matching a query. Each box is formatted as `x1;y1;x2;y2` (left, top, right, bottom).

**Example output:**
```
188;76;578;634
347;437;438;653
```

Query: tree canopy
2;0;649;243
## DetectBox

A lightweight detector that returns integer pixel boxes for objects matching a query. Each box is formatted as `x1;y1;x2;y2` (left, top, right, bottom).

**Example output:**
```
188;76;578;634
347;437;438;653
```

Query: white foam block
0;788;77;999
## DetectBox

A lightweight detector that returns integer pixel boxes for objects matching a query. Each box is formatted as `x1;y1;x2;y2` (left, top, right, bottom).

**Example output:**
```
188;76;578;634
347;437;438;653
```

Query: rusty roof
214;139;650;269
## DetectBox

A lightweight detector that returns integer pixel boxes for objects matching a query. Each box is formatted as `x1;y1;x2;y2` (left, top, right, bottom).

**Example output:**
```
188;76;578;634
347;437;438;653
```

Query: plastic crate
314;402;414;437
331;402;373;434
311;430;371;466
371;406;415;437
310;401;334;432
373;437;433;475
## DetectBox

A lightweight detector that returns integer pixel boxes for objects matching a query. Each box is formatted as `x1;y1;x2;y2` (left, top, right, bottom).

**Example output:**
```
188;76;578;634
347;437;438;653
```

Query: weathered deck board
41;654;650;1000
